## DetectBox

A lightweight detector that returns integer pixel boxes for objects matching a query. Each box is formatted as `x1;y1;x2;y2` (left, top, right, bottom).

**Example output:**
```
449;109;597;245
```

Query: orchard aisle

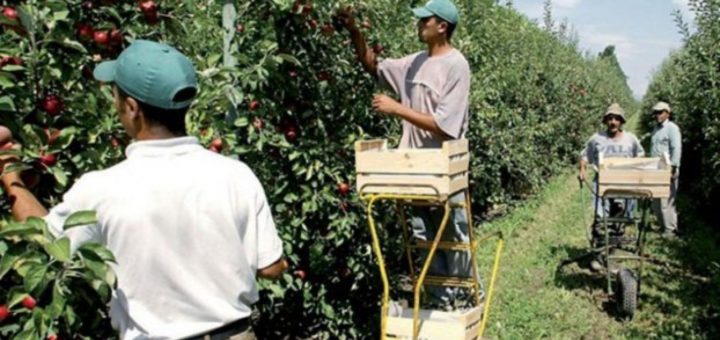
475;169;717;338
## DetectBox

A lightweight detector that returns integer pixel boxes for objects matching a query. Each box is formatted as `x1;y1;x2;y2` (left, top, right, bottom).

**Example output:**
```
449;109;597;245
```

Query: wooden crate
385;305;482;340
354;139;469;197
598;153;672;199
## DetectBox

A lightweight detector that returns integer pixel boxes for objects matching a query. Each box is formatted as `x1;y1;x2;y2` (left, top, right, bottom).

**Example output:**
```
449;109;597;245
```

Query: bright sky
512;0;695;99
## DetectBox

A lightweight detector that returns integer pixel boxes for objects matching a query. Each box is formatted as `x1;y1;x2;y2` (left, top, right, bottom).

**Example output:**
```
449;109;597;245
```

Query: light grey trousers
652;173;679;232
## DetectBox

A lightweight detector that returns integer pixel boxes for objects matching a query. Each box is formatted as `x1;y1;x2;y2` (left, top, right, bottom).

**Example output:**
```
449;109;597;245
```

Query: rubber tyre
616;268;638;319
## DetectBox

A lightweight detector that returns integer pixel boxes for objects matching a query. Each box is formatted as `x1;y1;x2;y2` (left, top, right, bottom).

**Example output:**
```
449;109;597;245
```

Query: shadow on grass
551;193;720;337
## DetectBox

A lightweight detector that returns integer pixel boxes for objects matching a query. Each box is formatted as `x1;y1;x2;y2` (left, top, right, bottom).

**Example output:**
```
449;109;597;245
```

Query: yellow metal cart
355;139;503;340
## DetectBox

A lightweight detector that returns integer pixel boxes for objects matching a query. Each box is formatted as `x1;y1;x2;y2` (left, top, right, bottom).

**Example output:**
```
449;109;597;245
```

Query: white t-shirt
377;48;471;149
44;137;283;340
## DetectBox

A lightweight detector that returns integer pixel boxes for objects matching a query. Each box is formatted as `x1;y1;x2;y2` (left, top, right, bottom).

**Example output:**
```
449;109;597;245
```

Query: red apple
337;182;350;196
41;95;64;116
39;153;57;167
21;296;36;310
307;19;317;29
293;269;306;280
47;334;58;340
321;23;334;36
144;11;159;24
317;71;331;81
0;56;21;68
109;29;122;45
302;3;313;16
76;23;94;40
2;7;18;22
249;100;260;111
284;128;297;142
139;0;157;13
93;30;109;46
210;138;223;151
0;304;9;321
236;24;244;33
110;137;120;148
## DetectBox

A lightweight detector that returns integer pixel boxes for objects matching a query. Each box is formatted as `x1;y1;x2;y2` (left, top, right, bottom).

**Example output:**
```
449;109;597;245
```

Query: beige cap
652;101;671;114
603;103;626;123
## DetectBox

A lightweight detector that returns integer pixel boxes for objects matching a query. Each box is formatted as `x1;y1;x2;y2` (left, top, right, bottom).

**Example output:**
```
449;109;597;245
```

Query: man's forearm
393;106;446;137
348;27;377;75
1;171;48;221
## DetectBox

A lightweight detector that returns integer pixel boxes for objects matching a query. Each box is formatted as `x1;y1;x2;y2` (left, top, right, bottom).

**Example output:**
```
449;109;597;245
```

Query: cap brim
412;7;434;19
93;61;117;82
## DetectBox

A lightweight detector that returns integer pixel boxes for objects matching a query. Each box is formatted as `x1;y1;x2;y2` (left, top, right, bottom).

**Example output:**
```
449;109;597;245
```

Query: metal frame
361;187;503;340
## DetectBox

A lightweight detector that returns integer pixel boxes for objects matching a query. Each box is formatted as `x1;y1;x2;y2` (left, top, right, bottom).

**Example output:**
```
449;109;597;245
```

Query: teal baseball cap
93;40;197;110
412;0;460;25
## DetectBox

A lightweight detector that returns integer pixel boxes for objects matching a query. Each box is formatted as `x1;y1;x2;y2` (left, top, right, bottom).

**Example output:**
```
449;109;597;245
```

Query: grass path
474;171;718;339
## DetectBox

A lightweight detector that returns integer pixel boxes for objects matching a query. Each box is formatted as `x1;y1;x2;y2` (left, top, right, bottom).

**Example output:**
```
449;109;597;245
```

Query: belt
183;317;251;340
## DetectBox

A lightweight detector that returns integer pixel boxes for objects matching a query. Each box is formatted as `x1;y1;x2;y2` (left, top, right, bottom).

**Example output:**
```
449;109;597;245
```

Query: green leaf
7;289;28;308
52;37;88;54
277;53;301;66
25;217;46;232
83;256;107;281
53;10;69;21
0;246;22;279
78;243;115;262
11;328;37;340
0;223;39;238
17;5;35;34
0;96;15;111
63;210;97;230
49;166;68;187
0;162;31;177
0;74;15;89
64;305;77;328
44;237;70;263
24;263;48;293
46;282;66;319
234;116;249;127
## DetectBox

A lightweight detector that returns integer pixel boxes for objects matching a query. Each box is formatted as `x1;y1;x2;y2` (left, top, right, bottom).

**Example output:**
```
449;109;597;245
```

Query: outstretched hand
334;6;356;31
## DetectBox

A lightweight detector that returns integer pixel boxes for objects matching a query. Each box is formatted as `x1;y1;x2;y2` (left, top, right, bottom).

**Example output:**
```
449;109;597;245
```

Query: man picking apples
337;0;473;309
0;40;286;339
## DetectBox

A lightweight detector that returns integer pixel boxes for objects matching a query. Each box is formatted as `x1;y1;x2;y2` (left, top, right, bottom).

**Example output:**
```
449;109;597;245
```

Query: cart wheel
616;268;637;319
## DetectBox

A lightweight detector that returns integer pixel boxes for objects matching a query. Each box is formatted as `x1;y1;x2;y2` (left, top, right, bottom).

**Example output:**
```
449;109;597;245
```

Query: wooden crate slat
599;184;670;198
357;174;451;196
448;174;469;196
385;306;482;340
448;156;470;175
355;139;470;196
599;171;671;185
443;139;469;157
600;157;663;168
354;139;387;153
356;151;451;174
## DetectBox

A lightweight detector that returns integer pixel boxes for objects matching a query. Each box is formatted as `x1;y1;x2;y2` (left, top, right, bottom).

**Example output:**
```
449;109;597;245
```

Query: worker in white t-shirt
0;40;287;340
